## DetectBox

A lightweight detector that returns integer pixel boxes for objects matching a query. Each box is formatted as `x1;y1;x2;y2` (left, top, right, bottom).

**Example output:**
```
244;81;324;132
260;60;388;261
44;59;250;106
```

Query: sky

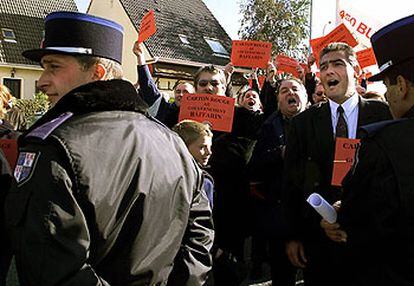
75;0;414;40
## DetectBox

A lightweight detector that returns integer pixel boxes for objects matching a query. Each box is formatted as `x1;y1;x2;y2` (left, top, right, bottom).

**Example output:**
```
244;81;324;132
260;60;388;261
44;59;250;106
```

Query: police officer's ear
92;64;107;81
396;75;409;99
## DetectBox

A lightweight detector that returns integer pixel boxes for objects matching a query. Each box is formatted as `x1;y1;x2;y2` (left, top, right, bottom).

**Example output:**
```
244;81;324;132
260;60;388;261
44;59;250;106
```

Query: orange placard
310;23;358;64
276;54;300;78
231;40;272;69
331;138;361;186
0;139;18;169
138;9;157;43
356;48;377;68
179;93;235;132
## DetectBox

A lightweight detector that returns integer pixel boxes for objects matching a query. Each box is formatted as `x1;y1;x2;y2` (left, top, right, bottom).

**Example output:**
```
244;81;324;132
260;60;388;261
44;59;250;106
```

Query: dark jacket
209;107;264;255
339;107;414;286
283;97;392;241
4;80;213;286
138;65;179;128
282;97;391;286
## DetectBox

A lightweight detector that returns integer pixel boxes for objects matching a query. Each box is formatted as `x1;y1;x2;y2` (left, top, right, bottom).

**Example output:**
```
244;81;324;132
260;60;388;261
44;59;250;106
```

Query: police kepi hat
23;11;124;64
369;14;414;81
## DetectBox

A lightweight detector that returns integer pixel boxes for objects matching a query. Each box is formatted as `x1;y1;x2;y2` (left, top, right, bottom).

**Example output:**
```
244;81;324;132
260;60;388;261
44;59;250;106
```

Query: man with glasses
194;65;227;96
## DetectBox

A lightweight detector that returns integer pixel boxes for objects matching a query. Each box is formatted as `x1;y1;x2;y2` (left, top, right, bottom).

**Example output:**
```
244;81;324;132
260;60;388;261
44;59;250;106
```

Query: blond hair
172;120;213;146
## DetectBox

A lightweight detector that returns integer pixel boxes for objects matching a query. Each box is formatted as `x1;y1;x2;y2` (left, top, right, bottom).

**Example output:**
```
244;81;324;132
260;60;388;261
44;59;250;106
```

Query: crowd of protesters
1;9;414;286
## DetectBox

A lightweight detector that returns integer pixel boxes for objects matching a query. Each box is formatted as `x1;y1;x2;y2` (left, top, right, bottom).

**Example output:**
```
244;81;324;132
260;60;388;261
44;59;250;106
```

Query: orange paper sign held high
276;54;300;78
179;93;235;132
332;138;361;186
231;40;272;69
0;139;18;169
138;9;156;43
356;48;377;68
310;23;358;64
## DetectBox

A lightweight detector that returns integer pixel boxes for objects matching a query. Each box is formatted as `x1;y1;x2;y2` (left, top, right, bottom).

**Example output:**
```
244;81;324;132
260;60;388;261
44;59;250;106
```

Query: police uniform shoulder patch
26;112;73;140
14;151;40;184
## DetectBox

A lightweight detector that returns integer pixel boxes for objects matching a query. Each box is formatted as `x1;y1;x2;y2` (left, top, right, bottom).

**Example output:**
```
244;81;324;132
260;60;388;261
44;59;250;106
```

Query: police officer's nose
37;73;50;93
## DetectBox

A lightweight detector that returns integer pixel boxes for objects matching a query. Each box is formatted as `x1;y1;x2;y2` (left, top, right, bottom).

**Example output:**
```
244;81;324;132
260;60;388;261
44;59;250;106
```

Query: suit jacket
282;96;392;241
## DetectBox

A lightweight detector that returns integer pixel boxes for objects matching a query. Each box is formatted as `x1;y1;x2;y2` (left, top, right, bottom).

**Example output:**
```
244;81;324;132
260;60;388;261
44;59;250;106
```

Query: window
1;28;17;43
179;34;190;45
204;37;228;57
3;78;22;98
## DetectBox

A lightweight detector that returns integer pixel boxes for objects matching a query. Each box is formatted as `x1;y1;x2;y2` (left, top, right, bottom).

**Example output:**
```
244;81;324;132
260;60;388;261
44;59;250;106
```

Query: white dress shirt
329;93;359;139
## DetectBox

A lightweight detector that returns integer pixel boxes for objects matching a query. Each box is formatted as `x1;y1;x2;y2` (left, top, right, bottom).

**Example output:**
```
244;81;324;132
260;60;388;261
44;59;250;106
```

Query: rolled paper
306;193;337;223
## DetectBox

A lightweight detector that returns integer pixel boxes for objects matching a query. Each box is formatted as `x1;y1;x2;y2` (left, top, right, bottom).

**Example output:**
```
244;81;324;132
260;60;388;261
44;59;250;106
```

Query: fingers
320;219;347;243
286;241;306;268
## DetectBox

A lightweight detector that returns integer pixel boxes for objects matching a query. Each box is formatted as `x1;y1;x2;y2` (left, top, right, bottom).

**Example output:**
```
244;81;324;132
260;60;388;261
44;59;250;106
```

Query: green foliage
239;0;311;60
7;92;50;130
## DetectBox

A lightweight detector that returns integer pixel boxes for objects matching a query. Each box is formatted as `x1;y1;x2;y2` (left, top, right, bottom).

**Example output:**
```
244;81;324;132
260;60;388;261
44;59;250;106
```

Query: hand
224;62;234;83
307;54;316;68
266;61;276;82
320;219;347;243
286;240;307;268
296;64;305;81
132;40;146;66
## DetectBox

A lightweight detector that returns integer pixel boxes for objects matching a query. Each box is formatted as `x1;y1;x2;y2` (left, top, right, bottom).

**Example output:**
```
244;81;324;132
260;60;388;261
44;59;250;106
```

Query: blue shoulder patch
26;112;73;140
360;119;406;137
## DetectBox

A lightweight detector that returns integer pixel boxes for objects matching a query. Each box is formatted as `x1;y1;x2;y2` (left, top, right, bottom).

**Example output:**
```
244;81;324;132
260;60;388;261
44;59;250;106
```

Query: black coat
339;107;414;286
4;80;213;286
283;97;392;241
282;97;391;286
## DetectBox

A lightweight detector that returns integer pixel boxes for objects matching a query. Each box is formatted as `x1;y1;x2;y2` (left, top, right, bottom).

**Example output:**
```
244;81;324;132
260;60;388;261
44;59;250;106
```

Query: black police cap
23;11;124;64
369;14;414;81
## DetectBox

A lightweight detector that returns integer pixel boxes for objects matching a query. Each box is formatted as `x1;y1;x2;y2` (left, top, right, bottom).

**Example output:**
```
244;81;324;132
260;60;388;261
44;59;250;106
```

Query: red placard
276;54;300;78
179;93;235;132
310;23;358;63
0;139;18;169
331;138;361;186
138;9;157;43
231;40;272;69
356;48;377;68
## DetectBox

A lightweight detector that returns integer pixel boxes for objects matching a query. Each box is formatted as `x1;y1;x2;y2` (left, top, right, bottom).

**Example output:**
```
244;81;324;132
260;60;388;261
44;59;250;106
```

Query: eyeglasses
197;80;222;87
315;92;324;96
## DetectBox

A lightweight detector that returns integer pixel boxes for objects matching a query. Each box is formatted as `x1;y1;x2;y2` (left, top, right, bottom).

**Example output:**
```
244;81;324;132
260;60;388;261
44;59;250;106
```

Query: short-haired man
321;14;414;286
194;65;227;96
4;12;213;286
282;42;391;286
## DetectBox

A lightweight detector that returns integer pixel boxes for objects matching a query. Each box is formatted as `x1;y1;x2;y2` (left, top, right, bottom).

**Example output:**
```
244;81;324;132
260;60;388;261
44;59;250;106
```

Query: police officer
3;11;213;285
321;14;414;286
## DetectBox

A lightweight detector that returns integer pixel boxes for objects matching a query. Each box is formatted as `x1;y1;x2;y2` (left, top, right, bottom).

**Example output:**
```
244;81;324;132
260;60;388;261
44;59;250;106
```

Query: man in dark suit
282;42;391;286
321;14;414;286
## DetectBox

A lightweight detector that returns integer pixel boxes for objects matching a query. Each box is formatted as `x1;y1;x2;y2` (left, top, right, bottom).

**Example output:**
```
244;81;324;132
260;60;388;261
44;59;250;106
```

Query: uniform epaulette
26;112;73;140
359;119;405;138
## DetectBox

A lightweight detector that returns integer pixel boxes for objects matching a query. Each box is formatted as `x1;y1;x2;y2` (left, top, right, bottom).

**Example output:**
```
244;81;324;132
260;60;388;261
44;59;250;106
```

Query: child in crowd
172;120;214;208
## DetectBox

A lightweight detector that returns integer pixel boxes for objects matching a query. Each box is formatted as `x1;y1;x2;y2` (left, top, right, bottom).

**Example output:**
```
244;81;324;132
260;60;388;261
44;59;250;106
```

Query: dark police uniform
339;107;414;286
4;80;214;286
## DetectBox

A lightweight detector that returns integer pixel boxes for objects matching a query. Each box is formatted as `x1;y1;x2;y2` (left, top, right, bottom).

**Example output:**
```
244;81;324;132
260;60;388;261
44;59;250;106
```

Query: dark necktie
336;105;348;138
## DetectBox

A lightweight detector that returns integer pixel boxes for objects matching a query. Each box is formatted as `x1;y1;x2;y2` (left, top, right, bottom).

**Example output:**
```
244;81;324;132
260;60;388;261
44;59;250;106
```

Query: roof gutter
0;63;43;71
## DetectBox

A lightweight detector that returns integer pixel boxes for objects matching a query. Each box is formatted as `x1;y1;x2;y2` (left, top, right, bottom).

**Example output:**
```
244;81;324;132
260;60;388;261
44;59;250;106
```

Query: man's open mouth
328;79;339;87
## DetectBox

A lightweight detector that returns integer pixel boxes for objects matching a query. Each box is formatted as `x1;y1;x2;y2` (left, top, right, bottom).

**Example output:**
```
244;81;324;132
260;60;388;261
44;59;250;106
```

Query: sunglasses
315;92;324;96
197;80;221;87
